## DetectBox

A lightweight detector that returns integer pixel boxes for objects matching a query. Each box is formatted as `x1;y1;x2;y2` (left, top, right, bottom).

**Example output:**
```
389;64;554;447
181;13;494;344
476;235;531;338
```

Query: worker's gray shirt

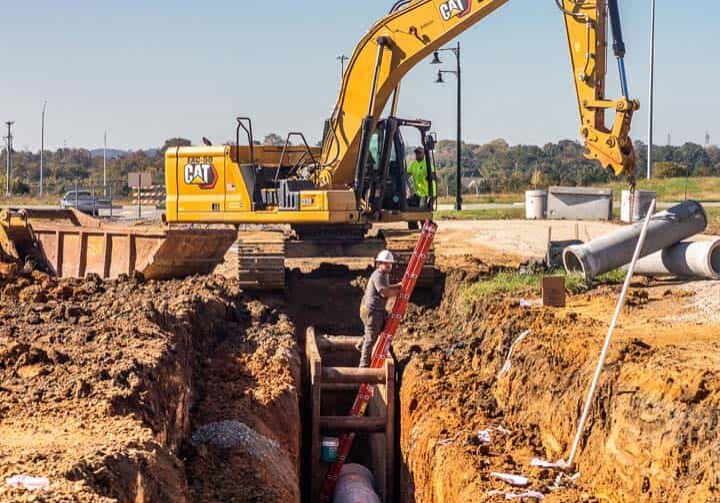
361;269;390;313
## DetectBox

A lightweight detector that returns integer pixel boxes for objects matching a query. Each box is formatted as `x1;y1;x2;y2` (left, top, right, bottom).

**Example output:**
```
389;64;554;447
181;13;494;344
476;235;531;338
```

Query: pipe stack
563;200;713;280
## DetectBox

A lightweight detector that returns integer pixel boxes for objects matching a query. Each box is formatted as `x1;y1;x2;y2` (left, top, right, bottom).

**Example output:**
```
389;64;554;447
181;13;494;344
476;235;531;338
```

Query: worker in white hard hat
358;250;401;367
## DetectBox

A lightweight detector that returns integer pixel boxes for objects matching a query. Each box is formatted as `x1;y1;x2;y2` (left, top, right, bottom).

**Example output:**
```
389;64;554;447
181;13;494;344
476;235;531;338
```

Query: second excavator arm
317;0;639;190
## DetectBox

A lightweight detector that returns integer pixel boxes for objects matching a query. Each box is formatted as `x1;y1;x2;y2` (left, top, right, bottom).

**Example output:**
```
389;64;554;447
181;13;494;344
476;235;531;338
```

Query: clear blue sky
1;1;717;151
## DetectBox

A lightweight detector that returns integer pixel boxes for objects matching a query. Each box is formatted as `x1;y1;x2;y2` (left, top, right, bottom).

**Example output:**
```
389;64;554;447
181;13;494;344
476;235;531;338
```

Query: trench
283;266;719;503
4;267;717;502
175;267;720;503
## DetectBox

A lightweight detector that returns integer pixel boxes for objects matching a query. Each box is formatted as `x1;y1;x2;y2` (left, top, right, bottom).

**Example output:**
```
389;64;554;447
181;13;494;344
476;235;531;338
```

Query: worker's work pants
359;306;386;368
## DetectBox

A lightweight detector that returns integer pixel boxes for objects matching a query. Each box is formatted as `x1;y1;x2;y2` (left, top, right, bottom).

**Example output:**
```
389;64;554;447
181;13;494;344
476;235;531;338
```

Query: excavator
1;0;638;289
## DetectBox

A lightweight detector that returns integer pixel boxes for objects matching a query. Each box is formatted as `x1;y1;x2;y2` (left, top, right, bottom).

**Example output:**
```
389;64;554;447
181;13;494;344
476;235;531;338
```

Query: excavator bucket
0;208;236;280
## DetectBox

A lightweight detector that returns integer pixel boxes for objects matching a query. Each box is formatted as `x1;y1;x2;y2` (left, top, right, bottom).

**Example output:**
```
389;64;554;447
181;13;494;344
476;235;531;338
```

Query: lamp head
430;51;443;65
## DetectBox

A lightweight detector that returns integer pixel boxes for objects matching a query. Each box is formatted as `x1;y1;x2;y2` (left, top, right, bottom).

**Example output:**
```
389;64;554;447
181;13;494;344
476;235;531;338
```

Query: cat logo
184;163;218;190
439;0;471;21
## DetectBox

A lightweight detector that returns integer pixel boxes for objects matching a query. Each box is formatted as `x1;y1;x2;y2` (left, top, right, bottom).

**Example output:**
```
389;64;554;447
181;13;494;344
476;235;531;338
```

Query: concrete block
547;186;613;221
621;190;656;222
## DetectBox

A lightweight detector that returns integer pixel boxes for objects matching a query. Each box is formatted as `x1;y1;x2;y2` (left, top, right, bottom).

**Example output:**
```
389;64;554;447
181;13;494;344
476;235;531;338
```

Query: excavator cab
360;118;436;217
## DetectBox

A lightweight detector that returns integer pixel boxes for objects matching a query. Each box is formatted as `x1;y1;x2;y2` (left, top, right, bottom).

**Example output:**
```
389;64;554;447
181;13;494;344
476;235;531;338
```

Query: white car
60;190;110;215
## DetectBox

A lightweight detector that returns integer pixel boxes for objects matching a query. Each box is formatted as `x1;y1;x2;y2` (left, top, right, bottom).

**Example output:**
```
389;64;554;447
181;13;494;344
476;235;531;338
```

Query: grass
462;268;626;304
438;177;720;208
705;207;720;235
0;195;61;207
435;208;525;220
598;177;720;202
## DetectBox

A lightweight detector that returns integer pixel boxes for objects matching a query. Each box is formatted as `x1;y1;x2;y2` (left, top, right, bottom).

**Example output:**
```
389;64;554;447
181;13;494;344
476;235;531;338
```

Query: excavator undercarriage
234;226;437;290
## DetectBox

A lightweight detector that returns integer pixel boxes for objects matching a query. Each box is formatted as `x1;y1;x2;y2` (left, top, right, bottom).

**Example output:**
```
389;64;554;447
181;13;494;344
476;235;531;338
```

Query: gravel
192;421;281;459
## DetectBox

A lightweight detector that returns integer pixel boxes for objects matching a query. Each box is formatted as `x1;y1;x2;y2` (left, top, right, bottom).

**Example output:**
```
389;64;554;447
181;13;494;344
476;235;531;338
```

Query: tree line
433;139;720;195
0;135;717;197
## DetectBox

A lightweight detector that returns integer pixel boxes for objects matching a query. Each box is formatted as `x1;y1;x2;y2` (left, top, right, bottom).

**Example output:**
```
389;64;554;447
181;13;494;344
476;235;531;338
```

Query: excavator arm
318;0;639;188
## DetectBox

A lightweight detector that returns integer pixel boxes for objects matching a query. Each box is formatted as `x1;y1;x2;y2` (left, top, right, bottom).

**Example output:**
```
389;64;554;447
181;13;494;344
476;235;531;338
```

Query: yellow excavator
1;0;638;288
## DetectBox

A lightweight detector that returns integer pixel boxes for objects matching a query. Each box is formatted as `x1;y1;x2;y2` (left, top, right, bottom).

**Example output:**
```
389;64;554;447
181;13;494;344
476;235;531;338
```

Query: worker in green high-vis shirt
407;147;434;207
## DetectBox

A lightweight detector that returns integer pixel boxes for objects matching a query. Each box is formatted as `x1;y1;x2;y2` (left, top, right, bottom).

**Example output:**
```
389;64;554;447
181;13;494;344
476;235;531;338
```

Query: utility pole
5;121;14;196
431;41;462;211
103;129;108;193
647;0;656;180
337;54;349;84
705;131;710;147
41;101;47;196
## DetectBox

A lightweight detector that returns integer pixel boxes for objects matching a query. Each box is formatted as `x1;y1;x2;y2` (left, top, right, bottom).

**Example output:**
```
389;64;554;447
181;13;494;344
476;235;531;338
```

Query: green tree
654;161;688;178
263;133;287;146
160;138;192;154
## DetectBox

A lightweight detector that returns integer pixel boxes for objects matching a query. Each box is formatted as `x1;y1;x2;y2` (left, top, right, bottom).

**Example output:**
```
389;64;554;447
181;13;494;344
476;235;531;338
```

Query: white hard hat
375;250;395;263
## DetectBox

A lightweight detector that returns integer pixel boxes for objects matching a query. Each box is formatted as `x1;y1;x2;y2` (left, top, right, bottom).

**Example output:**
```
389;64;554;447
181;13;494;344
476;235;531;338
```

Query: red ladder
318;219;438;502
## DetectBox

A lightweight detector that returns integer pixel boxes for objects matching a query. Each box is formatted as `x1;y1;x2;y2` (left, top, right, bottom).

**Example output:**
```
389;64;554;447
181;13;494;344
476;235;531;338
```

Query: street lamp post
431;42;462;211
647;0;656;180
41;101;47;196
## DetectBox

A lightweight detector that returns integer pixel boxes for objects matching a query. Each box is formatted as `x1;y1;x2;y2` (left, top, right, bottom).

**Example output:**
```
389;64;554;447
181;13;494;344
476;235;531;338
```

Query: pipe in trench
333;463;381;503
631;238;720;279
563;200;707;280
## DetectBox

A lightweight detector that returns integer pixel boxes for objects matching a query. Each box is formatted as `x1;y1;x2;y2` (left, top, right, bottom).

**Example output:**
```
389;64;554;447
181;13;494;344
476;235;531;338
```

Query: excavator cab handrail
235;117;256;166
274;132;319;184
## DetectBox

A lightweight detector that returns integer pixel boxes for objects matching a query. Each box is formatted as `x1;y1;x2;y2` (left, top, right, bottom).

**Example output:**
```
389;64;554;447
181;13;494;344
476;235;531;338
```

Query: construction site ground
0;219;718;502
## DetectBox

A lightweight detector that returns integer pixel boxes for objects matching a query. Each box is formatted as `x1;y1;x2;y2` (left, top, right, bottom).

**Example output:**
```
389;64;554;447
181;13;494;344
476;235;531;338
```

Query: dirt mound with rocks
395;270;720;502
0;271;301;502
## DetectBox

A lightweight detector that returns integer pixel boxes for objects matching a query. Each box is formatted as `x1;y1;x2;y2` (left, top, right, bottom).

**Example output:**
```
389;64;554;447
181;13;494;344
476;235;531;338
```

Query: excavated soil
394;269;720;502
0;270;301;502
2;217;720;503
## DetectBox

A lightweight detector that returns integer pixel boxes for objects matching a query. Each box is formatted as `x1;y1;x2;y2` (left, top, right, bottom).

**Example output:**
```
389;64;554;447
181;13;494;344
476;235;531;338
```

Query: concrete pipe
563;200;707;280
333;463;381;503
632;239;720;279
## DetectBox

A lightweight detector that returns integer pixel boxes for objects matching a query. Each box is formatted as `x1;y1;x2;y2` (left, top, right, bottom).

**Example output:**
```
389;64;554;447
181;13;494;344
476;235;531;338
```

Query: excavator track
235;230;287;290
380;229;438;287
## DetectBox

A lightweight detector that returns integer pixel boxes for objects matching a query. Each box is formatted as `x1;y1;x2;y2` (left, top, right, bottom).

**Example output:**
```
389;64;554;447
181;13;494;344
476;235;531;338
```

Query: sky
0;1;718;151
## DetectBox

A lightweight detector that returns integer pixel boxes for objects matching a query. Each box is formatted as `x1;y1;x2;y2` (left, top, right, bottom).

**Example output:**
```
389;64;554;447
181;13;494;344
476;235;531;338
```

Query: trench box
305;327;396;502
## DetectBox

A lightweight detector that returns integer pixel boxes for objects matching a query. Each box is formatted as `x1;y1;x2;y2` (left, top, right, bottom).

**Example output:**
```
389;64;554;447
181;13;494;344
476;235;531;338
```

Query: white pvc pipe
565;199;657;470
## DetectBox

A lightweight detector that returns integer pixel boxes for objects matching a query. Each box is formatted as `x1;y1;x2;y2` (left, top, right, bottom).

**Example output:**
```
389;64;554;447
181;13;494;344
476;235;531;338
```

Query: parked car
60;190;111;215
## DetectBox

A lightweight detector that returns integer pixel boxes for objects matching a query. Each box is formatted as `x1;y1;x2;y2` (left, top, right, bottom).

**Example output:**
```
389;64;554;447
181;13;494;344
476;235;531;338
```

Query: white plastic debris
436;430;465;446
477;429;492;444
476;425;511;445
530;458;567;469
519;298;541;308
488;489;545;500
491;472;529;487
6;475;49;491
498;330;531;377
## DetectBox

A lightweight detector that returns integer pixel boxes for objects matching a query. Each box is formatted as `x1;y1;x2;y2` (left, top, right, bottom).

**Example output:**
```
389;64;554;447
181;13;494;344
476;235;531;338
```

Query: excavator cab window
359;118;435;214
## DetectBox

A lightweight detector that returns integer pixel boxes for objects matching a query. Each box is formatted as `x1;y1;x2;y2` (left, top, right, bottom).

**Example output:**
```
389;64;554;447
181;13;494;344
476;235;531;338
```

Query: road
437;201;720;211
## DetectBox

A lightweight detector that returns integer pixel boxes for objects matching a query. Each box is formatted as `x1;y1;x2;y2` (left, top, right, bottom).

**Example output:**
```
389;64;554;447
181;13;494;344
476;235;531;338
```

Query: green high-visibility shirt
408;159;431;197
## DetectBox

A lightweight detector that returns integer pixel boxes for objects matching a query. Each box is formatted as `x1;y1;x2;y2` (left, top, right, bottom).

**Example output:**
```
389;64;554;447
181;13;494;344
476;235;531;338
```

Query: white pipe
633;239;720;280
564;199;656;470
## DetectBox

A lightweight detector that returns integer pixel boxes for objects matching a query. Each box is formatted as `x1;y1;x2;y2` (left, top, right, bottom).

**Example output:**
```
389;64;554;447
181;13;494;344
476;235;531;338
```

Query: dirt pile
395;270;720;502
0;271;301;502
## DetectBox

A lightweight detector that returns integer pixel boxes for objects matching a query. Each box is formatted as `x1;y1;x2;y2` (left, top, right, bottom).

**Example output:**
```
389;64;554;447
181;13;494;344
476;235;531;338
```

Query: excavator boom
319;0;638;186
